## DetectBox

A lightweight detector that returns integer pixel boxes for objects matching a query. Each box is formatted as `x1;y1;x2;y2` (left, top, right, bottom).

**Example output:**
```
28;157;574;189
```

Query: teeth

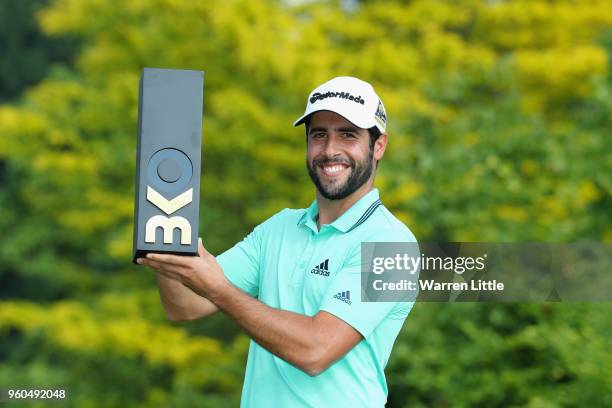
322;165;345;174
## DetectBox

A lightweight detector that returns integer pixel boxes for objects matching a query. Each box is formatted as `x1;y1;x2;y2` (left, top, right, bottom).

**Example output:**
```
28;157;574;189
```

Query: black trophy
132;68;204;263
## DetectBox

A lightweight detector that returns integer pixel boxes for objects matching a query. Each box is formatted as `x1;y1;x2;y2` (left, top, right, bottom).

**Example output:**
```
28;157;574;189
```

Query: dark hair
366;126;382;150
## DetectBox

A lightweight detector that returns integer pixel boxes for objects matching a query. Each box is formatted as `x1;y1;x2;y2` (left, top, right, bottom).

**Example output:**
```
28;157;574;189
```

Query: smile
319;163;350;177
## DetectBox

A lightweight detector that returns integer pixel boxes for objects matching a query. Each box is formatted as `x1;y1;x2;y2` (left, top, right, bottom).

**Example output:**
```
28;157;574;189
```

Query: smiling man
138;76;418;407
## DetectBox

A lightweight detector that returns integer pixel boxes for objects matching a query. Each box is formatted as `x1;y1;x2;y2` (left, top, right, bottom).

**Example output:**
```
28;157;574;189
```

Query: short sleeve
216;225;263;297
319;239;416;339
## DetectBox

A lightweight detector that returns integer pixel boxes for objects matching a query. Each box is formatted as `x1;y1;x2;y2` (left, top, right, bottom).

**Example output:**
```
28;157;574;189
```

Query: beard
307;148;374;200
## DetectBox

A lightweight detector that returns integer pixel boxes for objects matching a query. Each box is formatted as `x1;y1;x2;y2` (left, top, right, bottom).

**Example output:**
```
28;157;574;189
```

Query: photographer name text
372;279;504;292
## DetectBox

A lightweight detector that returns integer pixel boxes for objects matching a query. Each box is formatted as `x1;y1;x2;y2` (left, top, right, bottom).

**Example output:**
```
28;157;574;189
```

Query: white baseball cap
293;76;387;133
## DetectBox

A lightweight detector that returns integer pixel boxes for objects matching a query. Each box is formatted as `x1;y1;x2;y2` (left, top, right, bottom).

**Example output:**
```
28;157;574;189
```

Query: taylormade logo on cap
309;91;365;105
293;76;387;133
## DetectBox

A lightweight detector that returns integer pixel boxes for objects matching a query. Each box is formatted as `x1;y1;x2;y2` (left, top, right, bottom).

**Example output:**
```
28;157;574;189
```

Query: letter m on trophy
132;68;204;263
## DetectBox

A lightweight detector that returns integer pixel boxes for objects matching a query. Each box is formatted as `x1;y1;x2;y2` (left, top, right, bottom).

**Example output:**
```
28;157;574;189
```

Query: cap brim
292;105;375;130
292;113;310;127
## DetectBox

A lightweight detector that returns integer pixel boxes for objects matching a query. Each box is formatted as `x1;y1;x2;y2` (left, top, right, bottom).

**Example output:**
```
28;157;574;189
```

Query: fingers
198;237;211;258
141;257;188;276
145;252;189;267
198;237;205;257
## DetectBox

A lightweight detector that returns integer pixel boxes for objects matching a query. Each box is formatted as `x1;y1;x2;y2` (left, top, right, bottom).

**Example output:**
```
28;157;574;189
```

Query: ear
373;133;388;161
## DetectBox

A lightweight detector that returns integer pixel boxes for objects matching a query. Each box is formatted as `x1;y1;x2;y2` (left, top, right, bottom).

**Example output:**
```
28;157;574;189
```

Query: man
137;76;417;407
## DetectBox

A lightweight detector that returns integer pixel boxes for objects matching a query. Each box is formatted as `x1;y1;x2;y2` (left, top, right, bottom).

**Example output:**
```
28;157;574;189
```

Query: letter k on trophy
132;68;204;263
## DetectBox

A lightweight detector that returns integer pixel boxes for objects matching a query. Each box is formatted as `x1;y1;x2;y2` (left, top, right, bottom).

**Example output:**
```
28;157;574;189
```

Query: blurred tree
0;0;79;103
387;302;612;407
0;0;610;406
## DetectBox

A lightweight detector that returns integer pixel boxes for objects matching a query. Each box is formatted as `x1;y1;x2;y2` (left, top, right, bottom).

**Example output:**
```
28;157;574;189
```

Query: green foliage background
0;0;611;406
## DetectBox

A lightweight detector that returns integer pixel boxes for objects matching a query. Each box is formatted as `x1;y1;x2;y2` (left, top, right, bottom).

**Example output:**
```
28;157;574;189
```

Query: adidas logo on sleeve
310;259;330;277
333;290;352;305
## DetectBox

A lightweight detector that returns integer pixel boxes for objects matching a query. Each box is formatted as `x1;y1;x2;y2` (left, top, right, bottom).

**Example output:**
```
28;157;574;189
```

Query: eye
311;132;326;139
342;132;357;139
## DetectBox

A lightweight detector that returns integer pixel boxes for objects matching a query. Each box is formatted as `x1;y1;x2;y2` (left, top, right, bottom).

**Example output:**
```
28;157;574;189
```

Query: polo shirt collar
298;188;382;233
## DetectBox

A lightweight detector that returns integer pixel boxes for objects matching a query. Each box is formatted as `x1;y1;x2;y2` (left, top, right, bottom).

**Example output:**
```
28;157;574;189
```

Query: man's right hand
139;238;219;321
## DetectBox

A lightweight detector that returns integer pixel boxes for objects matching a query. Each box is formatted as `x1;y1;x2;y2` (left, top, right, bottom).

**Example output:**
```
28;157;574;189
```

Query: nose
323;135;340;157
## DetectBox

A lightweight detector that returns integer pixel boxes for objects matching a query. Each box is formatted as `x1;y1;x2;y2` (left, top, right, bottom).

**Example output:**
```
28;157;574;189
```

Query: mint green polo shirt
217;188;417;408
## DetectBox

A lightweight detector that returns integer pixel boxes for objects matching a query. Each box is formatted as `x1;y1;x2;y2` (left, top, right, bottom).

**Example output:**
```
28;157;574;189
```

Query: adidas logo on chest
310;259;330;277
